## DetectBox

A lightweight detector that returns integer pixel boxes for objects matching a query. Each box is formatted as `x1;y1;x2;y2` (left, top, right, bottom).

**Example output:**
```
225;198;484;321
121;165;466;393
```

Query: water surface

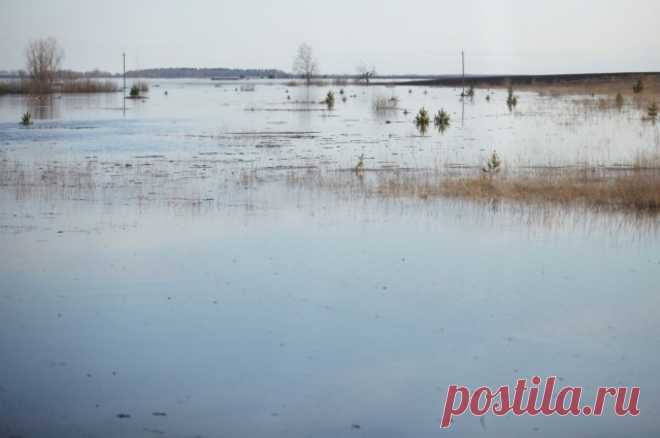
1;80;659;438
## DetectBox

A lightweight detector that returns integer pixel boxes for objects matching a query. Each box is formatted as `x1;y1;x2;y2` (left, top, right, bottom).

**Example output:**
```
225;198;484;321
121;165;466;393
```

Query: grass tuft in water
434;109;451;132
20;112;32;126
482;151;502;174
414;108;430;133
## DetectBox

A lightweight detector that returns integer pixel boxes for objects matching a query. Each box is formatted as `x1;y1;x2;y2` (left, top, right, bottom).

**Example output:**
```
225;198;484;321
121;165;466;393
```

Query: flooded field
1;79;660;438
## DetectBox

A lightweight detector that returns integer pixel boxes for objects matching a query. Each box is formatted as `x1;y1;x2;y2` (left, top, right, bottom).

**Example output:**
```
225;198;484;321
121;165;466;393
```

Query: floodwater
1;79;659;438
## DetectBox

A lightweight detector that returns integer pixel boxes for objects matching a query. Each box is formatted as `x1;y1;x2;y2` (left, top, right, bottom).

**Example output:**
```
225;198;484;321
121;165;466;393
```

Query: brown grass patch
516;75;660;107
59;79;119;93
0;79;119;94
288;167;660;214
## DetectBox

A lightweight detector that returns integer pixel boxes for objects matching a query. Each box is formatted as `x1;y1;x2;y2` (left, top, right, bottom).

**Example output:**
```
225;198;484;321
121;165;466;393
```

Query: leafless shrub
292;43;319;85
357;63;376;85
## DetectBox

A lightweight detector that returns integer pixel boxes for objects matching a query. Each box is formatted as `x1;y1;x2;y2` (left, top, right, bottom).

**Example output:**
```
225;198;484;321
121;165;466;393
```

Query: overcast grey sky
1;0;659;75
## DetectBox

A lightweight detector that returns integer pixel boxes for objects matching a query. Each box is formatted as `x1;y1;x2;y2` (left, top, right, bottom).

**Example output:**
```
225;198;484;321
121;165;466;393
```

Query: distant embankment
390;72;660;87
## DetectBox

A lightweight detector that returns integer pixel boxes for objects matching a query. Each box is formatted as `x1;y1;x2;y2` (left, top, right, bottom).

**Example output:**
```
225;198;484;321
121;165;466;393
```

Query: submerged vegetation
60;79;118;93
0;79;119;95
284;166;660;215
373;95;399;112
412;171;660;213
506;85;518;109
3;64;660;218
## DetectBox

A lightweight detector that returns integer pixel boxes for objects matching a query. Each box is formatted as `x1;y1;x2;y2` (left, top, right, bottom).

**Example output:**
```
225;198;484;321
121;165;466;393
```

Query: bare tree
293;43;318;85
25;37;64;93
357;63;376;85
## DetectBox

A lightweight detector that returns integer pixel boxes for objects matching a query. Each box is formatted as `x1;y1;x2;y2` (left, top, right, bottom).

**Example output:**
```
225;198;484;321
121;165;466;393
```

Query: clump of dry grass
517;75;660;108
428;172;660;212
372;95;399;112
288;165;660;214
60;79;119;93
0;79;119;94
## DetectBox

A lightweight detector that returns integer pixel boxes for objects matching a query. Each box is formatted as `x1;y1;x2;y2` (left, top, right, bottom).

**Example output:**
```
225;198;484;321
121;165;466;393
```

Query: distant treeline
0;68;442;80
124;68;289;79
0;67;289;79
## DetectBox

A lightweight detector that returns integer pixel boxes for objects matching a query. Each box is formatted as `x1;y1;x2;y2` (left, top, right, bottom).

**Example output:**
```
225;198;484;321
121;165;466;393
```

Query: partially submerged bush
648;102;658;121
461;85;475;98
20;112;32;126
482;151;502;174
414;108;430;133
506;85;518;110
355;153;365;174
615;92;624;109
434;109;451;131
633;78;644;94
129;81;149;98
323;91;335;109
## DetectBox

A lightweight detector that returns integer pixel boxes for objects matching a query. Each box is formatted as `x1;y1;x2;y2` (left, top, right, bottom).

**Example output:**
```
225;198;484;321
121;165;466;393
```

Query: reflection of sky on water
1;191;659;438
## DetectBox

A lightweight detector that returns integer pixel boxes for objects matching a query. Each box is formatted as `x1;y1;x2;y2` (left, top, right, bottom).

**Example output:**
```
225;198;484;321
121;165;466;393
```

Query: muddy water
1;80;659;438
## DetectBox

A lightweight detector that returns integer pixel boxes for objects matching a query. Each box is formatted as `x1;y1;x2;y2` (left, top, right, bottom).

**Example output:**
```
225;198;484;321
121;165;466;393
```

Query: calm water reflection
1;81;659;438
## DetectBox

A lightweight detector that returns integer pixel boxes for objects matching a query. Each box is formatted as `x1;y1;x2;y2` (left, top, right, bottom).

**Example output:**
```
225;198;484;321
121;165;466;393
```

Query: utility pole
461;50;465;127
123;52;126;97
122;52;126;116
461;50;465;96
